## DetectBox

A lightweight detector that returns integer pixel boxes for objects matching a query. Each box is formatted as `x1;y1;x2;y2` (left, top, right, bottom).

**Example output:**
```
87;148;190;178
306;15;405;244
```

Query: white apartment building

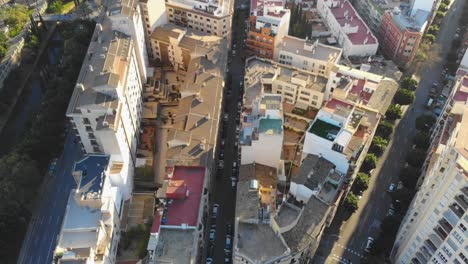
245;57;330;110
108;0;149;81
239;93;284;173
276;35;343;77
391;75;468;264
164;0;233;39
66;17;144;200
139;0;167;59
317;0;378;57
54;155;123;264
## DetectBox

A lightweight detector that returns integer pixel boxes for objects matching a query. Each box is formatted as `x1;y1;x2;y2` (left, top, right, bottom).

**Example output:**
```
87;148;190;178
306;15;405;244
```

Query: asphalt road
315;0;466;263
204;5;248;264
18;129;83;264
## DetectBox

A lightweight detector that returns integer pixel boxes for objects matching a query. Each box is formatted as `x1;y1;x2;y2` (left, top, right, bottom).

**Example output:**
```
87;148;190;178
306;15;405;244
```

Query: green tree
412;42;442;72
401;77;418;91
413;131;430;150
436;10;446;18
394;89;415;105
344;193;359;213
376;120;394;139
361;154;378;173
415;114;436;130
424;34;436;43
385;104;402;121
399;166;420;189
370;136;388;156
354;172;370;192
406;149;426;168
0;5;29;38
439;3;448;11
428;25;440;35
48;0;64;13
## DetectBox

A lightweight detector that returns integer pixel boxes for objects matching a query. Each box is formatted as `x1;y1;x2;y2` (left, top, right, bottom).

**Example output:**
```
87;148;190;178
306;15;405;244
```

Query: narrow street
204;4;248;263
315;0;466;263
18;130;82;264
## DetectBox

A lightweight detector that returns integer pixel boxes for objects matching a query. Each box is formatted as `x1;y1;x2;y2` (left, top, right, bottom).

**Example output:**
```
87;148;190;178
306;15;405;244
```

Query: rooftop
74;155;110;195
236;222;289;262
66;18;132;116
259;118;283;134
163;166;205;226
308;119;341;141
153;228;196;263
279;35;342;62
322;0;377;45
391;8;429;32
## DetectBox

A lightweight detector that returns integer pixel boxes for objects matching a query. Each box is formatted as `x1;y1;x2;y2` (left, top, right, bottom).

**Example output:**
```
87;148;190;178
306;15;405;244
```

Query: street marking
334;243;364;258
56;217;60;225
331;254;352;263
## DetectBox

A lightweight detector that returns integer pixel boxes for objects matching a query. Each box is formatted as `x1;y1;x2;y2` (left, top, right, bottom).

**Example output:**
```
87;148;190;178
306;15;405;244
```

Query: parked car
224;113;229;121
220;139;225;148
226;223;233;236
387;207;395;216
209;229;216;242
219;160;224;169
212;204;219;218
231;179;237;191
225;235;232;250
224;250;231;263
364;237;374;253
206;258;213;264
388;183;396;193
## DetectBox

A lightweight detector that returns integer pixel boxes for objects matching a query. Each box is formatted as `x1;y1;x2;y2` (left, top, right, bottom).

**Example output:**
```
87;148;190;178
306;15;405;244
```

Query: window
459;223;467;233
459;253;468;264
300;91;310;96
453;231;465;244
442;245;453;257
313;95;319;100
303;60;308;65
83;118;91;124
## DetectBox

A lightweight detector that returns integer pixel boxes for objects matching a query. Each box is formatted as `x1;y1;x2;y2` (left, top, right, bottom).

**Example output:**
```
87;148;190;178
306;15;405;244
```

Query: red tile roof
454;77;468;103
328;0;377;45
165;166;205;227
350;79;373;104
325;98;354;111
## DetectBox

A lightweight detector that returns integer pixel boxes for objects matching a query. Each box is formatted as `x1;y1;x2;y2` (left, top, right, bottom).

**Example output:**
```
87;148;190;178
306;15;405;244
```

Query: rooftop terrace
308;119;341;141
259;118;283;134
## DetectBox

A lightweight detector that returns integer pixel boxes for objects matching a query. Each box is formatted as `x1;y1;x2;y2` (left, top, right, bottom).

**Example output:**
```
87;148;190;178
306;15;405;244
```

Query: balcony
425;239;437;253
415;252;427;264
439;218;453;234
434;225;448;241
449;203;465;218
411;258;422;264
420;245;433;260
455;194;468;210
428;233;442;248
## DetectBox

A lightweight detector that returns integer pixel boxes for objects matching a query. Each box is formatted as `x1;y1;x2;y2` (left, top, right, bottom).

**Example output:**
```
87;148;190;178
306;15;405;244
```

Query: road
18;130;83;264
314;0;466;263
204;4;248;264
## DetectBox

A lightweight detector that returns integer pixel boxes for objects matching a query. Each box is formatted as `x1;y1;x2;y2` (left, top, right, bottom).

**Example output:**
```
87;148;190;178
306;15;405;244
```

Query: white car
364;237;374;253
388;183;396;193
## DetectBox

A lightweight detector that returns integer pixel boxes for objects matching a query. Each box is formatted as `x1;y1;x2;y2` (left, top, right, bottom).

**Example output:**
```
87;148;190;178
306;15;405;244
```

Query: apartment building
351;0;402;34
276;35;343;77
317;0;378;57
391;75;468;264
246;0;290;59
108;0;149;81
138;0;167;59
233;154;344;263
457;49;468;76
151;23;224;74
244;58;330;110
164;0;233;39
144;23;228;263
54;156;122;263
379;8;428;67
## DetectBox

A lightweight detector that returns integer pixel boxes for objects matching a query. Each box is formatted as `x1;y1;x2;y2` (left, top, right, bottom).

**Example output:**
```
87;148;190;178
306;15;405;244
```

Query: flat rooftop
259;118;283;134
153;228;196;263
279;35;342;62
308;119;341;140
236;222;288;262
325;0;377;45
74;155;110;195
164;166;205;226
392;8;429;32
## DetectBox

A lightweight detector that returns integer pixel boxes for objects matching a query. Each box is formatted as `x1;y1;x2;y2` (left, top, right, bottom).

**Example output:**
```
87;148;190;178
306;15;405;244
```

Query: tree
0;5;29;38
344;193;359;213
47;0;64;13
401;77;418;91
361;154;378;173
415;114;436;130
370;136;388;156
406;149;426;168
412;42;442;72
376;120;394;139
424;34;436;43
413;131;430;150
439;3;448;12
394;89;415;105
400;166;420;189
428;25;440;35
436;10;446;18
385;104;402;121
354;172;370;192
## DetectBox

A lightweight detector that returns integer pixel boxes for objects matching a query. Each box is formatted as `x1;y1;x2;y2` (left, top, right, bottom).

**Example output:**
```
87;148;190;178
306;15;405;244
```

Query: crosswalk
334;242;364;258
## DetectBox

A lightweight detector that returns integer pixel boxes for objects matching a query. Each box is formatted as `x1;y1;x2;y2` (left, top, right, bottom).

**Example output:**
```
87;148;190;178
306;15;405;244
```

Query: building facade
276;35;342;77
350;0;402;35
316;0;378;57
379;8;428;66
139;0;167;59
391;75;468;264
246;0;290;59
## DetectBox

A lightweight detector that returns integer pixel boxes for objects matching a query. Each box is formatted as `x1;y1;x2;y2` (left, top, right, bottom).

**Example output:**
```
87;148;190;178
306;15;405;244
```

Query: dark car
225;235;232;250
212;204;219;218
226;224;233;236
224;250;231;263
